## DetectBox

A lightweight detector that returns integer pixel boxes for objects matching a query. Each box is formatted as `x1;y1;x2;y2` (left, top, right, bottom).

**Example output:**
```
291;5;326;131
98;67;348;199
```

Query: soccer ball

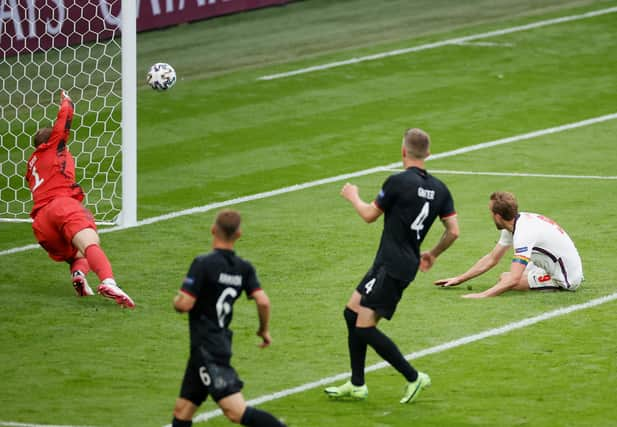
147;63;177;90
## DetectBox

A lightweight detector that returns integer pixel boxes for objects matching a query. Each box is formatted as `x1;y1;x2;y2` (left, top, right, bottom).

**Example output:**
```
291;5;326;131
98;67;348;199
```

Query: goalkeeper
25;90;134;308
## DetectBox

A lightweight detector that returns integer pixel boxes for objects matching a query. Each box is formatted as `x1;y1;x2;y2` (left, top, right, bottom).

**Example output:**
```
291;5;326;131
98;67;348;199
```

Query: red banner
137;0;291;32
1;0;292;56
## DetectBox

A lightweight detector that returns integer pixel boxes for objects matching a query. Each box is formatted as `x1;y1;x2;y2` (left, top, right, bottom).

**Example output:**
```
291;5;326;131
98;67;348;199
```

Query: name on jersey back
417;187;435;200
219;273;242;287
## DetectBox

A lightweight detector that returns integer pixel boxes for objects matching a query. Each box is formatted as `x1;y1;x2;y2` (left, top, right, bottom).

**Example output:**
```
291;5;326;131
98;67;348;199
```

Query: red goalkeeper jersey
26;98;84;219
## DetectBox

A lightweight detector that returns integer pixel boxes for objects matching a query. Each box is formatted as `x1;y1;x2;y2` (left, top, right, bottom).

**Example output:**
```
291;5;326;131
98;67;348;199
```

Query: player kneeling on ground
171;209;286;427
26;90;134;308
435;191;584;298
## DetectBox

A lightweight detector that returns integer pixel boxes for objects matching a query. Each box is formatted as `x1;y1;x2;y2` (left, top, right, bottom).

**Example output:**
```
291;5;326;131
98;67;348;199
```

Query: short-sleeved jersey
180;248;261;364
26;98;84;219
373;167;456;281
497;212;583;285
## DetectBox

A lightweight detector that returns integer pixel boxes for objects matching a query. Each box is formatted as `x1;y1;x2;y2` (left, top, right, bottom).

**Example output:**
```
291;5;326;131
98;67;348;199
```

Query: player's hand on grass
257;329;272;348
434;277;462;287
462;292;486;299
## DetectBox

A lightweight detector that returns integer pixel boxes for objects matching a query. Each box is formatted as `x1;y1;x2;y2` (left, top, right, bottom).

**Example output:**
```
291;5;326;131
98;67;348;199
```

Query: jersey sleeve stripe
180;288;197;298
440;211;457;219
512;255;530;265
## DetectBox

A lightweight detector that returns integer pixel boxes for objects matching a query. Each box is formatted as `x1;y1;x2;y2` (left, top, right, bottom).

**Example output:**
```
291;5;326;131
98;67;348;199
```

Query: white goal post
121;0;137;227
0;0;136;227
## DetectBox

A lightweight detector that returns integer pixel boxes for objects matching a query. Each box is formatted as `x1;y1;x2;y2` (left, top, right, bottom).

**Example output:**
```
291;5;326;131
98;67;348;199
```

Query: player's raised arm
47;89;74;147
60;89;71;103
340;182;383;223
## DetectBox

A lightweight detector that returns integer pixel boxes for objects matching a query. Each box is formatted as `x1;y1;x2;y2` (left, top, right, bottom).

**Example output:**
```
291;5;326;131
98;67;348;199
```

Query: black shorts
355;265;409;320
179;348;244;405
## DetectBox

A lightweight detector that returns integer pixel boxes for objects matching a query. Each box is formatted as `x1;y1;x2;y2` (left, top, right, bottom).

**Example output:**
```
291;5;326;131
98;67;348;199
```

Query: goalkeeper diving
25;90;135;308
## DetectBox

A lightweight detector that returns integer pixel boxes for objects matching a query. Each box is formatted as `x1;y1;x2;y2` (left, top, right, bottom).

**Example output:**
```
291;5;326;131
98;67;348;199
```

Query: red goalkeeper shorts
32;197;97;262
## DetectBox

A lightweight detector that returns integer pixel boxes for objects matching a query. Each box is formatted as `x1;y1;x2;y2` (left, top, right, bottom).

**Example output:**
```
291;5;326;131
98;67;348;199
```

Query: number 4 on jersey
410;201;430;240
364;278;376;294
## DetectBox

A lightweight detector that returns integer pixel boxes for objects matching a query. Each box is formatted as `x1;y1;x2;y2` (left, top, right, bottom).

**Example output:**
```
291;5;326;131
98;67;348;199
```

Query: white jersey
497;212;583;287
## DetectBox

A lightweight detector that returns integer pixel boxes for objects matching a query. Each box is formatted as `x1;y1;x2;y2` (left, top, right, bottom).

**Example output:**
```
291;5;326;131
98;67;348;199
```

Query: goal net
0;1;135;225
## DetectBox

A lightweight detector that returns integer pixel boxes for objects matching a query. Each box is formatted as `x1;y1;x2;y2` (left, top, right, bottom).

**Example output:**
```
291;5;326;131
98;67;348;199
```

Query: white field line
257;6;617;80
2;111;617;258
6;293;615;427
454;41;514;47
381;168;617;180
0;218;116;226
177;291;617;425
3;7;616;426
423;112;617;162
0;422;94;427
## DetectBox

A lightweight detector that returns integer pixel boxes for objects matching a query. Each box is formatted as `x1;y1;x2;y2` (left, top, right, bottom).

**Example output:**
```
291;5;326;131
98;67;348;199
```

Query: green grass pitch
1;1;616;426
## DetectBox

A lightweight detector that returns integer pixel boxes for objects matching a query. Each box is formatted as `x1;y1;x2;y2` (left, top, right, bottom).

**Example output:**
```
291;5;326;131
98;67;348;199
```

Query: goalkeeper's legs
72;228;135;308
69;257;93;296
97;279;135;309
72;228;113;281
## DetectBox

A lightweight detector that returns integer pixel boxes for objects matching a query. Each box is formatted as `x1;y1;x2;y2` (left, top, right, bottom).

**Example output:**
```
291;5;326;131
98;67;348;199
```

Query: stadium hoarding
136;0;291;32
1;0;292;56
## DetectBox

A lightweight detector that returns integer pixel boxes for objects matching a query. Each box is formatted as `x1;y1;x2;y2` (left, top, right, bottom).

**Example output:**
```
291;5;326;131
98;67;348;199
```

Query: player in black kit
171;210;286;427
325;128;459;404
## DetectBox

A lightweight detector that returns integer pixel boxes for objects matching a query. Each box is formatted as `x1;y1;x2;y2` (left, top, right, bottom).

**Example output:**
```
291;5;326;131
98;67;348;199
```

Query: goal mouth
1;4;126;225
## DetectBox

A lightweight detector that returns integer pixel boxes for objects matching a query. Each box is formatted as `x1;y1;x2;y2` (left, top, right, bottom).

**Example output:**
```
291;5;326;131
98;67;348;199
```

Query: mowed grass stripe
2;111;616;258
257;5;617;80
398;170;617;180
185;292;617;425
2;3;615;427
0;421;94;427
136;2;617;222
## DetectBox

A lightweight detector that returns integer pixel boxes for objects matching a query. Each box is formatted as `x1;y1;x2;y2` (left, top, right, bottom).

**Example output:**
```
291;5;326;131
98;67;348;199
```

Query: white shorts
526;254;583;291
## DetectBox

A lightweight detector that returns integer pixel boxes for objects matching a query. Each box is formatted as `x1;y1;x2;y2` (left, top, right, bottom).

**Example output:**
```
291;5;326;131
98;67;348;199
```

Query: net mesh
0;4;122;223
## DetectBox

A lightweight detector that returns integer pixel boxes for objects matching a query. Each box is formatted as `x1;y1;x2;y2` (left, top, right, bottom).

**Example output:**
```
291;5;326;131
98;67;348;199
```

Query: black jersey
373;167;455;282
180;248;261;364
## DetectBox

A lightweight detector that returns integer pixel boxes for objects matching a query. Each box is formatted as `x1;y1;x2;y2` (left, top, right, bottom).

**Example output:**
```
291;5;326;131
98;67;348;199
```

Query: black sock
172;417;192;427
241;406;286;427
344;307;367;386
355;326;418;383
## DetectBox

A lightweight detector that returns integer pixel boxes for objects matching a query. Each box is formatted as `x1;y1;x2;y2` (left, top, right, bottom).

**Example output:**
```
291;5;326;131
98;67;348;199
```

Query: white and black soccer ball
147;63;177;90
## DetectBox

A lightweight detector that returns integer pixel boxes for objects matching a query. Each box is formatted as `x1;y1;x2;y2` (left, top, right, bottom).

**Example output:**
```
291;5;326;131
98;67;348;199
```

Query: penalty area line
180;291;617;425
2;111;617;258
381;169;617;180
257;6;617;80
0;422;95;427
